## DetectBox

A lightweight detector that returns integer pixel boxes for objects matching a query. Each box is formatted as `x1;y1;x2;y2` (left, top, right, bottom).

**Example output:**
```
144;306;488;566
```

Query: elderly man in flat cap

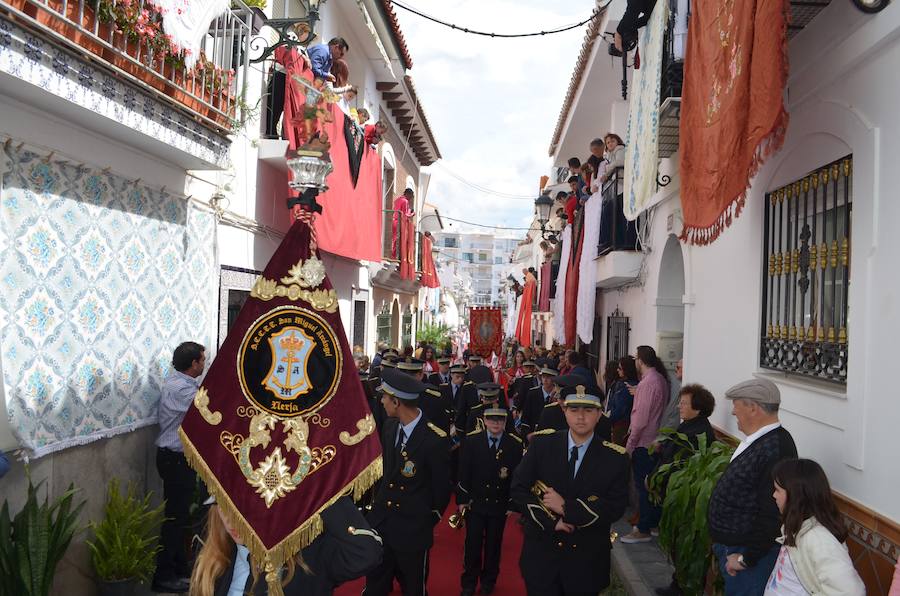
707;378;798;596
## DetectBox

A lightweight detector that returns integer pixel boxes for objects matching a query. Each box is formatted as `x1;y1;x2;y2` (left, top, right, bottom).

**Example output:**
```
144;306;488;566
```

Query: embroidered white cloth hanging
623;0;668;220
552;226;572;345
506;291;518;337
577;192;602;343
151;0;232;69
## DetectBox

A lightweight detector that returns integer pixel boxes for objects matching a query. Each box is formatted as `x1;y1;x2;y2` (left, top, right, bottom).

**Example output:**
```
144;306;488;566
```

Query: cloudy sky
393;0;594;237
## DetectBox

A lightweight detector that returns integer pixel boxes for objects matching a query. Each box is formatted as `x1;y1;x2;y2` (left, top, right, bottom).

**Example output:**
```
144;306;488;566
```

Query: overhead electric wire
433;162;538;200
390;0;605;38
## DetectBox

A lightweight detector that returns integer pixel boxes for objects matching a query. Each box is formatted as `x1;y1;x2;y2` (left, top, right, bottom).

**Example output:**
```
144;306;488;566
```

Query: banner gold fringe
179;428;383;589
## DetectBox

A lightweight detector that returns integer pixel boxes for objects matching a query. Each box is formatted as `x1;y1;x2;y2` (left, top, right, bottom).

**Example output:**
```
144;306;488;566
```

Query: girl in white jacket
764;458;865;595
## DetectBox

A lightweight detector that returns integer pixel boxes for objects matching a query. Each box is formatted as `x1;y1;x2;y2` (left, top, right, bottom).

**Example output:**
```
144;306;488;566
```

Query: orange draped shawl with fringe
679;0;790;245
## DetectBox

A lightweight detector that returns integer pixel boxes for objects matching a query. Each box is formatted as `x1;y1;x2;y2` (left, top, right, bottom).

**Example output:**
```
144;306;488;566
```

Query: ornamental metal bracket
656;172;672;190
249;17;319;64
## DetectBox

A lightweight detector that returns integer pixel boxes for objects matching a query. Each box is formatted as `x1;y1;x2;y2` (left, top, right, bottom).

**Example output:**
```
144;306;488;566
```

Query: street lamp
250;0;325;64
534;193;557;240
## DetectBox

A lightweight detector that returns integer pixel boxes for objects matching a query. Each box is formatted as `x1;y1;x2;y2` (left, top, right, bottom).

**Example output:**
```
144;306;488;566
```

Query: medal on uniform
499;466;508;479
401;459;417;477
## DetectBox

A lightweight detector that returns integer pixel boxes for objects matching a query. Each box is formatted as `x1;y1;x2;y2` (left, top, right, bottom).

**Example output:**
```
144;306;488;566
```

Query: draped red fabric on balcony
282;55;382;261
399;215;416;281
420;234;440;288
678;0;789;245
516;271;537;348
538;262;551;312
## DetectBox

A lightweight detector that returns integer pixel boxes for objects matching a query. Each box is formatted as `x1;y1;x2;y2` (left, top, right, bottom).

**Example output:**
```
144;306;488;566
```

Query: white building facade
549;0;899;589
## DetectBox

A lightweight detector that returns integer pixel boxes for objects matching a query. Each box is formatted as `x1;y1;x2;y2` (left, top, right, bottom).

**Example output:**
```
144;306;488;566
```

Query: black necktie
490;437;498;452
569;445;579;478
397;428;406;450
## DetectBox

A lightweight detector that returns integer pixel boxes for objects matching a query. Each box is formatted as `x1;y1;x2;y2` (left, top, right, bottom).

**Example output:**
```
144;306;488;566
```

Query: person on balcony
614;0;659;54
564;177;580;224
392;188;415;259
599;133;626;184
365;120;387;147
579;162;595;201
307;37;349;82
356;107;371;126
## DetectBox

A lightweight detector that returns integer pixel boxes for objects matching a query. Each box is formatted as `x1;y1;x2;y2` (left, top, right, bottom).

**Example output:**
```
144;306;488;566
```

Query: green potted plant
87;479;166;596
649;432;734;595
0;476;85;596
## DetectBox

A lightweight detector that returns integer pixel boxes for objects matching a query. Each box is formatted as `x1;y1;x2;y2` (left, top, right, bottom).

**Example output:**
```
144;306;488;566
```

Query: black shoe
151;577;190;593
479;585;495;594
461;590;475;596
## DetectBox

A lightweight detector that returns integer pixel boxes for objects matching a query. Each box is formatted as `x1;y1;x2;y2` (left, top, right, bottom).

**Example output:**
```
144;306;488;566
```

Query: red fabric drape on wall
420;235;439;288
678;0;789;245
280;56;382;261
538;262;551;312
398;215;415;280
305;105;383;262
565;214;585;346
516;274;537;347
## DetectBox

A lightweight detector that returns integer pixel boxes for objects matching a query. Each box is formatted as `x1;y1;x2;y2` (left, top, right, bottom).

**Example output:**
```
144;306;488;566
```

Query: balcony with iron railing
594;166;644;287
371;207;421;292
0;0;253;165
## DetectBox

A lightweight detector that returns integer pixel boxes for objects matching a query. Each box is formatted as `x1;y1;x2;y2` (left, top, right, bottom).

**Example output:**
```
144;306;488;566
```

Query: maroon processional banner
179;211;381;590
469;307;503;359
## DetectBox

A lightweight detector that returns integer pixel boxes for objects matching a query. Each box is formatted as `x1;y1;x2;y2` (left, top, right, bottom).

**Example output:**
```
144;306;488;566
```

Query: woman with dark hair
421;345;438;375
653;384;718;596
765;459;864;595
606;356;639;446
190;497;381;596
622;345;669;544
655;384;717;471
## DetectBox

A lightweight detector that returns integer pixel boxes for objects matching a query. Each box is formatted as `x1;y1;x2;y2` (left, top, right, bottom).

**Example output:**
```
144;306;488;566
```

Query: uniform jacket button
388;483;394;488
387;501;392;507
557;541;564;548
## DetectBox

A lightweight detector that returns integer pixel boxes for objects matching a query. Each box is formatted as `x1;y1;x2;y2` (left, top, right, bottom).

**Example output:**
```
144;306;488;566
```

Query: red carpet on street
336;507;527;596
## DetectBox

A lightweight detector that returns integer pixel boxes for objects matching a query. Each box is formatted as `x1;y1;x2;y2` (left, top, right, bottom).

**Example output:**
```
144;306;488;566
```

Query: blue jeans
712;543;780;596
632;447;661;533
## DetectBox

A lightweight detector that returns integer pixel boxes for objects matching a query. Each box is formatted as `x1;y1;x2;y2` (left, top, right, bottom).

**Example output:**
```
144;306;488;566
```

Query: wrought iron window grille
607;308;631;363
760;155;852;384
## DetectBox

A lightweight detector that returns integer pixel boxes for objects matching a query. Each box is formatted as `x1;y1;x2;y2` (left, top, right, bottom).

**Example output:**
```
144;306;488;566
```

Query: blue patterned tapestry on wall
0;144;217;457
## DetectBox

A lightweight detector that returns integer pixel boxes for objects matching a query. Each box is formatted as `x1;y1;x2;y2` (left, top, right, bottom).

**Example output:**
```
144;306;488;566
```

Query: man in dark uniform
534;374;581;435
428;357;452;386
397;357;452;435
365;369;451;596
460;383;516;436
512;360;540;409
519;367;558;439
456;407;524;596
511;386;630;596
537;382;612;442
442;364;476;486
465;354;494;384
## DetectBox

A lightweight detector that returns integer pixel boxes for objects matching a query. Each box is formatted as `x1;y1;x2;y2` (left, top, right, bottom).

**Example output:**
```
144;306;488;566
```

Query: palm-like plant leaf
87;479;165;583
649;430;734;594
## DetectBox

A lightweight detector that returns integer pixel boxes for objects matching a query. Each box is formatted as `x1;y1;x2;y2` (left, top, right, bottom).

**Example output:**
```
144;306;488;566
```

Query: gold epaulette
439;383;449;386
543;402;558;408
425;388;441;397
464;380;474;385
466;428;482;436
603;441;627;455
508;433;523;443
427;422;447;437
532;429;555;436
